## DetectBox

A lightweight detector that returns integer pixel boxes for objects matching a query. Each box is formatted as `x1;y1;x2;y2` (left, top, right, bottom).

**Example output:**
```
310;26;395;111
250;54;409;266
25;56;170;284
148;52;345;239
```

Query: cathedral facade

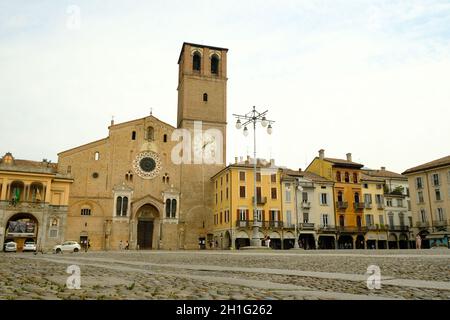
57;43;228;250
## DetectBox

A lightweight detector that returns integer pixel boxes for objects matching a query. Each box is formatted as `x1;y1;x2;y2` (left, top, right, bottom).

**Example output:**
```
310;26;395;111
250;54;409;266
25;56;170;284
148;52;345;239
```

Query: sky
1;0;450;174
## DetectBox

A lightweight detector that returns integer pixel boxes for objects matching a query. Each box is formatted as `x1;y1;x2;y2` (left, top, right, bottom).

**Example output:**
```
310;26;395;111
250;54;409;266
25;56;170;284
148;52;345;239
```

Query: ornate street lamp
233;106;275;247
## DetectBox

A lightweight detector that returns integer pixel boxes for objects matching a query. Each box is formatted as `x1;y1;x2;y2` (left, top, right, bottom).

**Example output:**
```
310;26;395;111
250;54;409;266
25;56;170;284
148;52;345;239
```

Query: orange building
306;149;366;249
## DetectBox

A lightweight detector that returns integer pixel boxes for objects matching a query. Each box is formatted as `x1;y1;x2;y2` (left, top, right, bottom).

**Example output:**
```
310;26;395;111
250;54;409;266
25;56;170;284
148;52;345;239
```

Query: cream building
58;43;228;250
282;169;336;249
0;153;72;251
403;155;450;248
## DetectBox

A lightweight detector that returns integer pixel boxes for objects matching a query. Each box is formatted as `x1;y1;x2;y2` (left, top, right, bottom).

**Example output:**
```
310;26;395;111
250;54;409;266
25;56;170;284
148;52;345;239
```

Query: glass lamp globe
236;119;242;129
261;117;268;127
243;126;249;137
267;124;273;135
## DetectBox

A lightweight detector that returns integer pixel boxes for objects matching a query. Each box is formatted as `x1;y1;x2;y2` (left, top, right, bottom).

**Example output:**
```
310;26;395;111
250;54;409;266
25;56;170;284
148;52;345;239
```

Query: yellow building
0;153;72;251
210;157;286;249
306;149;365;249
361;174;388;249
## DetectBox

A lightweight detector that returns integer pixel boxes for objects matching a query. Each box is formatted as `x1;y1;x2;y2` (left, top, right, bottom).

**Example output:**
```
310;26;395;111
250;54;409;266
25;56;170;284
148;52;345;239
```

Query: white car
4;241;17;252
53;241;81;254
23;240;37;252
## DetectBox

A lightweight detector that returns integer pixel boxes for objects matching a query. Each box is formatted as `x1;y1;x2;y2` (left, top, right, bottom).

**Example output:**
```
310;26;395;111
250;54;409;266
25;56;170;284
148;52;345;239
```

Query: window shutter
246;209;249;220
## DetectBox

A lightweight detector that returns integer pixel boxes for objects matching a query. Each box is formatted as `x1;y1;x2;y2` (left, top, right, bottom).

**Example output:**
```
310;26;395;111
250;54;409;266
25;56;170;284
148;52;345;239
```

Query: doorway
137;220;153;249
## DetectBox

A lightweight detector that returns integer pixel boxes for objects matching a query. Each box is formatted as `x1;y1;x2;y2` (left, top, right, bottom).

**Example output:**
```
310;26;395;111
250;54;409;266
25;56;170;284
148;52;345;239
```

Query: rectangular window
285;184;291;202
435;189;441;201
256;172;261;182
376;184;382;189
220;191;223;202
397;199;403;207
271;187;277;200
302;192;308;203
239;209;247;221
320;193;328;205
420;209;427;222
240;186;246;198
271;174;276;183
365;214;374;226
375;195;383;204
386;199;392;207
437;208;445;221
379;215;384;226
81;208;91;216
416;177;423;189
322;214;329;226
388;215;394;227
215;193;217;204
363;183;368;189
226;173;229;183
220;212;223;224
49;229;58;238
257;187;262;199
215;180;218;189
418;191;424;203
286;210;292;226
221;177;223;186
303;212;309;223
256;209;263;222
364;194;372;204
226;188;229;200
432;173;440;186
270;210;279;221
239;171;246;181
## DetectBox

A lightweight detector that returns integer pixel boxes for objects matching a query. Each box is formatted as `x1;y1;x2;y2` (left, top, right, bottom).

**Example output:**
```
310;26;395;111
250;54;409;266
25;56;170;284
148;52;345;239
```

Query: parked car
53;241;81;254
4;241;17;252
23;240;37;252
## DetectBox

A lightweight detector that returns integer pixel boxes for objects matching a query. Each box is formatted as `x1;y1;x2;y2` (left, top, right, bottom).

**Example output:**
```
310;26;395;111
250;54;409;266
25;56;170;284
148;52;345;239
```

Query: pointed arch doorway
136;204;159;250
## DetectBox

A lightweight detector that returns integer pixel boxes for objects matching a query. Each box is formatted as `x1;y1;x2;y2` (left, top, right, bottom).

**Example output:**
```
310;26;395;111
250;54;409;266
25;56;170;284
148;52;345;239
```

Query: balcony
365;203;372;209
0;200;48;211
376;203;384;210
336;201;348;210
299;223;315;230
284;223;296;229
415;221;429;228
337;226;367;233
433;220;448;227
353;202;365;210
236;220;250;228
263;221;283;229
252;196;267;205
301;202;311;209
367;225;378;231
318;225;336;232
388;225;409;232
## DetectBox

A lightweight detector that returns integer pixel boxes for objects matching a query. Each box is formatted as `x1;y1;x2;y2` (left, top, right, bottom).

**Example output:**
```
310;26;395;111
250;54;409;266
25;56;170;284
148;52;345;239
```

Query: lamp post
294;181;303;249
233;106;274;247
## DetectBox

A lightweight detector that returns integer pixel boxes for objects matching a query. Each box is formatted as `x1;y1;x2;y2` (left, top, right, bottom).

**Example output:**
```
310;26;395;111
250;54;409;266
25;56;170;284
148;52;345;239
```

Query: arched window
163;134;167;142
344;172;350;183
203;93;208;102
337;191;343;202
94;152;100;161
193;52;201;71
211;54;219;74
122;197;128;216
353;173;358;183
132;131;136;140
354;192;360;203
171;199;177;218
116;197;123;216
165;199;171;218
146;126;154;141
336;171;341;182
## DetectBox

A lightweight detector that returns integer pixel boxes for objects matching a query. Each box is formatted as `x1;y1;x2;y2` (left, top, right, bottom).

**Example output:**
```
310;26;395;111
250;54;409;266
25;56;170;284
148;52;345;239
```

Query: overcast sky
1;0;450;173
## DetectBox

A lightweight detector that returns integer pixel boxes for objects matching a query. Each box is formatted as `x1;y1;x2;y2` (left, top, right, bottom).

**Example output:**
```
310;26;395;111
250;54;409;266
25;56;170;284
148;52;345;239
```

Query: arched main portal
136;204;159;250
5;213;38;251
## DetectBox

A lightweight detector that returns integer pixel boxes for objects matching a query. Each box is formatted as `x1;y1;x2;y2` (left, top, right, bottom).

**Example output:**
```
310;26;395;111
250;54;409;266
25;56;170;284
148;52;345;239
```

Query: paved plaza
0;249;449;300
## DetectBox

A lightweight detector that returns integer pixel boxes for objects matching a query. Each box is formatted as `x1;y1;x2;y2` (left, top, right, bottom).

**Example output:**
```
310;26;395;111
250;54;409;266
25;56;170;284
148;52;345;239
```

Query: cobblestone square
0;249;449;300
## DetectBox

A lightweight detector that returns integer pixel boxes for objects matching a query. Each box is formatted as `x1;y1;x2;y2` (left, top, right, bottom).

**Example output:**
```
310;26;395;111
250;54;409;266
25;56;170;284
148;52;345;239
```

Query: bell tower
176;42;228;249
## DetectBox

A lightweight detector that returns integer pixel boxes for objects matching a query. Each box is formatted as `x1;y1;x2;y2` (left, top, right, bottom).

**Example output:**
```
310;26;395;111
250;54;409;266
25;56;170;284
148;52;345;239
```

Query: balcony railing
264;221;283;229
336;201;348;209
353;202;365;210
236;220;251;228
365;203;372;209
433;220;448;227
387;225;409;232
301;202;311;209
299;222;315;230
337;226;367;233
0;200;48;210
415;221;429;228
318;225;337;232
284;223;296;229
376;203;384;209
252;196;267;205
367;225;378;231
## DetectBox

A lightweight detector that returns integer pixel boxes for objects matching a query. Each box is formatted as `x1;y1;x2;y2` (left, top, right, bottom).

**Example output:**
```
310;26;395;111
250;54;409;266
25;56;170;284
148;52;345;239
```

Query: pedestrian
88;240;91;250
125;241;129;250
84;240;88;252
416;235;422;249
119;240;123;250
266;236;271;248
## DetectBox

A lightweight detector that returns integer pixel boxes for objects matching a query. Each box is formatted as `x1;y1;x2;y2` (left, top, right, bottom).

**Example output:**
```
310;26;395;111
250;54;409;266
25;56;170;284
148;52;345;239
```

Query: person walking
125;241;129;250
119;240;123;250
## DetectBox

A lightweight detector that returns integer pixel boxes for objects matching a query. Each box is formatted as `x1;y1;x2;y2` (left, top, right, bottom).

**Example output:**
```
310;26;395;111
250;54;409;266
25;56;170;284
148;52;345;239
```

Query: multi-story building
282;169;336;249
58;42;228;250
403;155;450;248
306;149;365;249
364;167;413;249
0;152;72;251
360;173;388;249
210;157;285;249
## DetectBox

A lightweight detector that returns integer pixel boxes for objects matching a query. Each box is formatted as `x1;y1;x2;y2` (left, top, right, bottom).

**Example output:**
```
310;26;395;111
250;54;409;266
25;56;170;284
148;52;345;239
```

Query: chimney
270;159;275;166
234;157;238;164
381;166;386;171
298;168;302;173
346;153;352;162
319;149;325;160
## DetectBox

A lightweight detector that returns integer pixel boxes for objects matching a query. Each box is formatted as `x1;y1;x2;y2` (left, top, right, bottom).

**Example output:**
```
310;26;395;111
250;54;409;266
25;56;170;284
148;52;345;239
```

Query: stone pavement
0;249;449;300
